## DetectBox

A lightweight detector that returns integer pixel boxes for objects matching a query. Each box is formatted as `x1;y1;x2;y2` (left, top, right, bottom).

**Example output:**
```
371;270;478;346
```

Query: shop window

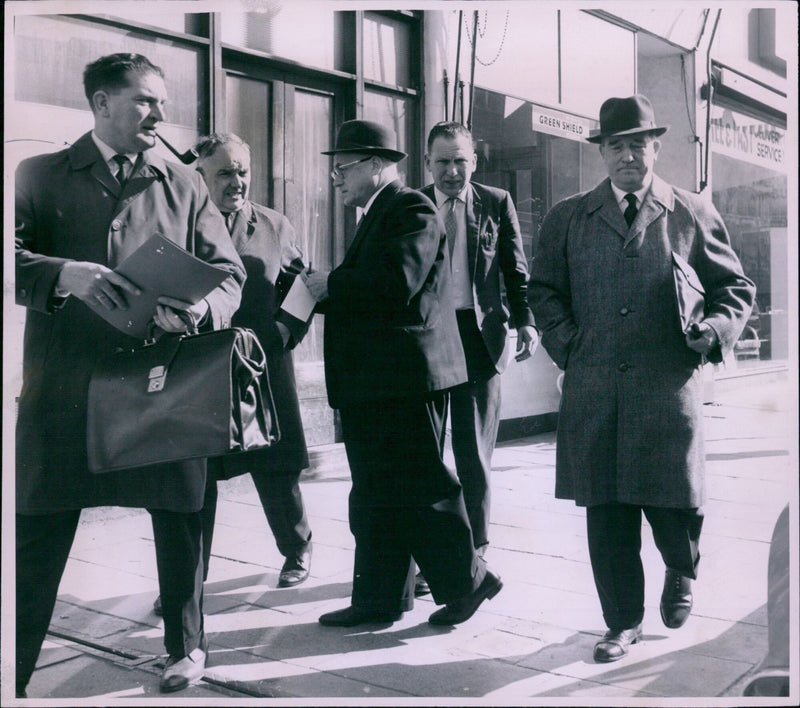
712;153;788;367
221;7;335;71
14;14;206;131
363;12;412;88
470;87;602;268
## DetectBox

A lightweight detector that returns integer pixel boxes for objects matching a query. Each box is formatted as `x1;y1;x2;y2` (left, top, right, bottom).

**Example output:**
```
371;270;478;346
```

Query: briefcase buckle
148;365;167;393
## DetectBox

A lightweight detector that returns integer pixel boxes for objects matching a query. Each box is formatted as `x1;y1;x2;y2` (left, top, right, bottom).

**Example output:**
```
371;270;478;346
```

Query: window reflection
14;14;205;130
712;153;788;366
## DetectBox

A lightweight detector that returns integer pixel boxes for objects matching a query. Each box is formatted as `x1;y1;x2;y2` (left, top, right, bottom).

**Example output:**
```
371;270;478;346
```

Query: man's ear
91;90;110;116
424;153;431;173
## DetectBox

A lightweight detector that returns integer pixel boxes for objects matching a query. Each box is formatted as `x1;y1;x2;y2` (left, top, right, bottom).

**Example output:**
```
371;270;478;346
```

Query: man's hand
305;271;330;302
685;321;718;356
58;261;140;310
154;295;209;333
515;325;540;362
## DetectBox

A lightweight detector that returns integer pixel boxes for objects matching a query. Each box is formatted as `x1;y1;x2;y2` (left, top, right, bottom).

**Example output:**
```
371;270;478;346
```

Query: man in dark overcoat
305;120;503;627
419;122;538;579
529;95;755;663
195;133;313;588
14;54;245;695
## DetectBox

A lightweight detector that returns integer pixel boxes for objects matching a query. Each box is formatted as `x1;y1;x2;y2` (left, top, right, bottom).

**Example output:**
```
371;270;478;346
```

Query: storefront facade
6;2;795;447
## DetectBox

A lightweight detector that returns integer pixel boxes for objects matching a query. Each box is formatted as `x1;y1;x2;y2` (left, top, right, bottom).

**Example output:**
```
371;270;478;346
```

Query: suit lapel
341;181;400;267
590;180;628;240
466;184;481;281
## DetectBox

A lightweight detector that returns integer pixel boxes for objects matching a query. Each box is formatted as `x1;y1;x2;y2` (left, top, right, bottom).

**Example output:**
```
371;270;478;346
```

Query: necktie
223;212;235;233
444;198;458;257
623;193;638;227
113;154;129;187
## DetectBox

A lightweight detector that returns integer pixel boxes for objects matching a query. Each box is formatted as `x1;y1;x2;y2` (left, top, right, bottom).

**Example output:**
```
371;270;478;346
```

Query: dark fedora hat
587;94;669;143
322;119;407;162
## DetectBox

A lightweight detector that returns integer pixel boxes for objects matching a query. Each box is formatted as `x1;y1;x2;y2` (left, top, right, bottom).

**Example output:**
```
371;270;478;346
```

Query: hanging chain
464;10;509;67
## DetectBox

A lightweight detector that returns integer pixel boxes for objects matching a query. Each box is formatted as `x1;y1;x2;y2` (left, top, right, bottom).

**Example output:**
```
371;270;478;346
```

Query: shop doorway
224;70;343;445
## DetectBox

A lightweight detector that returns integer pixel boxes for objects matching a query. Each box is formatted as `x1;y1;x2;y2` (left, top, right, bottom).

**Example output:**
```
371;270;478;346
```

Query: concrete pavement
9;375;797;705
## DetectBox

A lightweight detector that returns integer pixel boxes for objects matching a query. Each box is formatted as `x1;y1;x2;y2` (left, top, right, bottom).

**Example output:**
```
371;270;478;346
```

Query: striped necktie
445;198;458;257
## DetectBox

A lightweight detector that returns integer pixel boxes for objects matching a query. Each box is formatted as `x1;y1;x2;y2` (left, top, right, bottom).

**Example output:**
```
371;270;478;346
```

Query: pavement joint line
46;629;142;661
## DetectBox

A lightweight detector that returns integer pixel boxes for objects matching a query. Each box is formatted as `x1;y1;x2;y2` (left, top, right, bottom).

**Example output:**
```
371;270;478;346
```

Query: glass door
225;70;341;444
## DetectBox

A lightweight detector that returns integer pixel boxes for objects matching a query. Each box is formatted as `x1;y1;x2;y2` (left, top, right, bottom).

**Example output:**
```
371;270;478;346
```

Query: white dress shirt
433;186;473;310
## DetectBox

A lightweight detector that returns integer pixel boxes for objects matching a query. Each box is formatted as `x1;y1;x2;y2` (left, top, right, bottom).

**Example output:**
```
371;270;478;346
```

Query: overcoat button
111;219;121;230
618;363;630;372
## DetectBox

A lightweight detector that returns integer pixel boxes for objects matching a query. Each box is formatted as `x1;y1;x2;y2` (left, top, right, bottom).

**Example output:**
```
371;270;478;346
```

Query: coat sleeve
528;198;580;370
326;191;441;316
688;195;756;362
189;172;246;330
497;189;536;330
15;157;71;313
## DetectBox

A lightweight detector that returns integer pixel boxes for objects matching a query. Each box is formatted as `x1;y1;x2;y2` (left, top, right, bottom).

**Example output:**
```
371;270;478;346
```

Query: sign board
531;108;594;142
709;105;786;170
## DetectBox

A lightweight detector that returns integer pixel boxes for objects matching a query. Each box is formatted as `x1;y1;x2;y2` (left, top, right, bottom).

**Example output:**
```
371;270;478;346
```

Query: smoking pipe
156;133;198;164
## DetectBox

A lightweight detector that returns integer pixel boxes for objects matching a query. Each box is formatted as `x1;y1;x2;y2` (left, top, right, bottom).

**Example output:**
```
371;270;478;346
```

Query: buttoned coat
15;133;245;514
529;175;755;508
420;182;535;372
213;201;310;477
322;180;467;409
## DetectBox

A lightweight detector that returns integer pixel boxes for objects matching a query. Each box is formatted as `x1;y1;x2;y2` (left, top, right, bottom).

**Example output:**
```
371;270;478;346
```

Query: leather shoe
593;625;642;663
660;568;693;628
428;570;502;625
160;640;207;693
415;572;431;597
278;545;312;588
319;605;402;627
153;595;163;617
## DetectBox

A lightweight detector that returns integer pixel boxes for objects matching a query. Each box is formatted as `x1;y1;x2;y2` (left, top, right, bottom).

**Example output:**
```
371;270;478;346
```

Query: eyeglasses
331;155;371;179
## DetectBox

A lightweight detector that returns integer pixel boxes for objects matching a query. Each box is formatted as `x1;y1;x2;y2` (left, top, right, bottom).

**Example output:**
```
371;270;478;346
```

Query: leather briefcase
87;327;280;473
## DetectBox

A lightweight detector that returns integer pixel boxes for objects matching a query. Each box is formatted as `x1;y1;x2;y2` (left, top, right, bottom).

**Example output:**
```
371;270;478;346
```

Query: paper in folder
88;233;230;339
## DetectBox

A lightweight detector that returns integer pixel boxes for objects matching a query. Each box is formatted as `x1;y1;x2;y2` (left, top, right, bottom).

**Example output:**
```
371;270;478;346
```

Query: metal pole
453;11;463;121
443;69;450;122
467;10;478;130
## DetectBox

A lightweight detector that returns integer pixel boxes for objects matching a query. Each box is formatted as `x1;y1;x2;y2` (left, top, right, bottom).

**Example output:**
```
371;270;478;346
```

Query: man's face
425;134;477;198
599;133;660;192
97;71;168;154
331;153;377;208
199;143;251;213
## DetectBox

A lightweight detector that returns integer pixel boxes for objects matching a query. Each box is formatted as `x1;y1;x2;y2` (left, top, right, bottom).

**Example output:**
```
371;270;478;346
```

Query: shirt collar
362;180;392;216
91;131;138;164
610;177;651;208
433;185;469;208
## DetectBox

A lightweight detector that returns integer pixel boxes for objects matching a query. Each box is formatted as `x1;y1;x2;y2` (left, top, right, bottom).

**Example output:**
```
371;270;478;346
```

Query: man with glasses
305;119;503;627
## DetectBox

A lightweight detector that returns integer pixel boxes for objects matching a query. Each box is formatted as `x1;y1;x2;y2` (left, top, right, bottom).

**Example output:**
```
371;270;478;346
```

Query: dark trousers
451;309;502;550
16;507;206;692
340;393;485;612
203;460;311;574
586;502;704;630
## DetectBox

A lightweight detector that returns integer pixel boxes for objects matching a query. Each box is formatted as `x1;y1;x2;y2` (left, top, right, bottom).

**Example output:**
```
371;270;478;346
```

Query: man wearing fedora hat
305;119;502;627
530;95;754;662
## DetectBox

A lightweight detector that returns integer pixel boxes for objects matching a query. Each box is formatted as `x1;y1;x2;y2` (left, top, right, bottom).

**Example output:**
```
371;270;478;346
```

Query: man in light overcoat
529;95;755;663
15;53;245;695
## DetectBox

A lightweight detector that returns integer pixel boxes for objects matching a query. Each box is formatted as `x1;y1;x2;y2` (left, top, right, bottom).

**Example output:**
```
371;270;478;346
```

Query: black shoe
415;572;431;597
660;568;693;628
159;637;207;693
428;570;502;625
278;544;312;588
319;605;402;627
153;595;163;617
593;625;642;663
